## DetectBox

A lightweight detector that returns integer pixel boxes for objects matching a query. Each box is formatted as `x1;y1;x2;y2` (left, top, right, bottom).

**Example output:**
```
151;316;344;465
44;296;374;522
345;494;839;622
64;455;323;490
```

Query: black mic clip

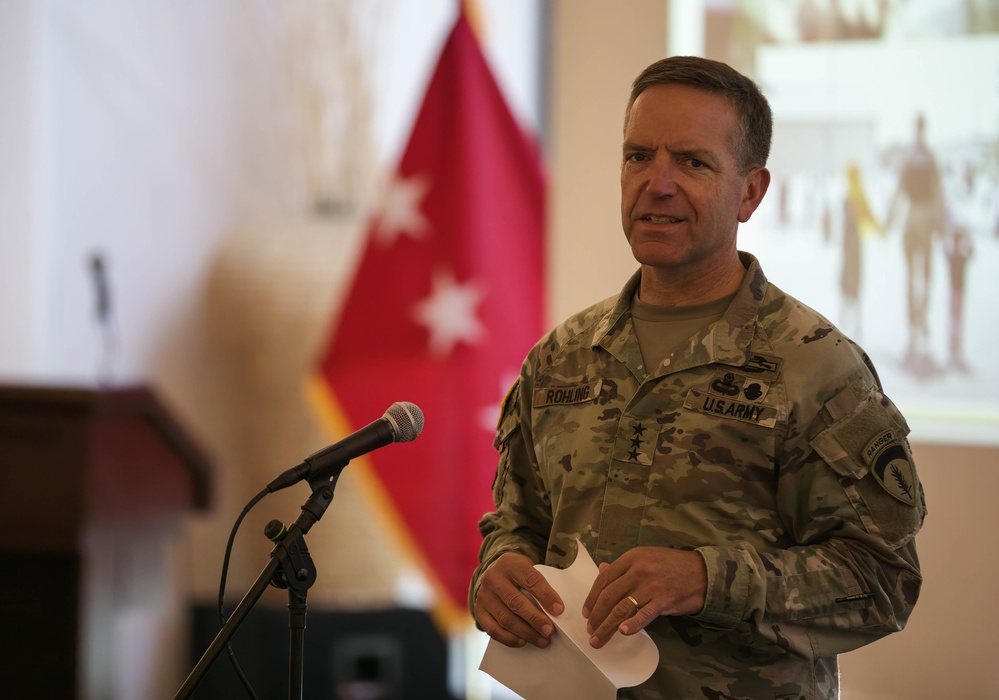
265;519;317;593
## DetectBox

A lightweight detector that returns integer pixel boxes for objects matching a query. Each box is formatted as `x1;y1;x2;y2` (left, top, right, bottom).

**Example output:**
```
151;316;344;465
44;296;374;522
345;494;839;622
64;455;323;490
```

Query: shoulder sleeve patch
863;429;918;506
809;381;925;545
809;380;918;506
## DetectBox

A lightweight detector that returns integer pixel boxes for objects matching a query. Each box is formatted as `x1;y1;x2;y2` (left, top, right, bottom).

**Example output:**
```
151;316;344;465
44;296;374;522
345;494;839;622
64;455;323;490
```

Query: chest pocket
611;416;657;466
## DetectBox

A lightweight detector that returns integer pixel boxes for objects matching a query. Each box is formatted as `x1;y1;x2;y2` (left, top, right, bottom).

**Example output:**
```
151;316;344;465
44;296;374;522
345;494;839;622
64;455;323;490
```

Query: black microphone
89;253;112;322
267;402;424;492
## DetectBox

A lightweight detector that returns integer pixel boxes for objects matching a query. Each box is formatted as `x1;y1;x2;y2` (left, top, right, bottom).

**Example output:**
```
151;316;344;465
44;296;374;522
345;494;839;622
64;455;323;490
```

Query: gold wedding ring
626;595;640;612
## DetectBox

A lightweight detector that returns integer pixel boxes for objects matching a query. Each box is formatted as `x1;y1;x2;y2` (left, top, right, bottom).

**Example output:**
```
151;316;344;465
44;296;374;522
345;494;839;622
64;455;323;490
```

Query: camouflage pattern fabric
471;253;924;700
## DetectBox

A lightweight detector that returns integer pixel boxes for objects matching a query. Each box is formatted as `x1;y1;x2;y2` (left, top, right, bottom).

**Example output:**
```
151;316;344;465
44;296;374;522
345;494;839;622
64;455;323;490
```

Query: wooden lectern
0;383;212;699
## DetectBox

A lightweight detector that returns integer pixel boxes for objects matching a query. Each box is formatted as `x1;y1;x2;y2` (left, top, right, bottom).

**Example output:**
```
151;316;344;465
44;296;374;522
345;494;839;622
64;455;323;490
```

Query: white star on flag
374;174;430;245
413;268;486;356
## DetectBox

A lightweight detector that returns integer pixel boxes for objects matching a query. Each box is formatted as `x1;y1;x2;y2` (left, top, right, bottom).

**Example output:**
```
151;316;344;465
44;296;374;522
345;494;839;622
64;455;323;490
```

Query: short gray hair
625;56;773;173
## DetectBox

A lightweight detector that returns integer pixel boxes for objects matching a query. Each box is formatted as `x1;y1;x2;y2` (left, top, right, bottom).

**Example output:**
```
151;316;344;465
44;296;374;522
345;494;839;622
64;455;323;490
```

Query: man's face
621;83;768;277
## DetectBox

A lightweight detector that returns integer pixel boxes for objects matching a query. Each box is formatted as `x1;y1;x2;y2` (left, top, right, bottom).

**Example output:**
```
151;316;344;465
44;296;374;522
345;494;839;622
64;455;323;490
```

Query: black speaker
187;605;454;699
0;553;80;699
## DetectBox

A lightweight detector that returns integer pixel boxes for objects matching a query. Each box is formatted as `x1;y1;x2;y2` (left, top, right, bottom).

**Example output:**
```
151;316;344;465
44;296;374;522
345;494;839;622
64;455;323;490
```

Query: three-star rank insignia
863;429;917;506
628;422;646;461
613;420;654;465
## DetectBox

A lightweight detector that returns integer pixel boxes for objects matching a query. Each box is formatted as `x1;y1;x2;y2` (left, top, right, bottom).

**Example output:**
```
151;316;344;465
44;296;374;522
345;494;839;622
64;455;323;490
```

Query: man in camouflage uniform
469;56;924;699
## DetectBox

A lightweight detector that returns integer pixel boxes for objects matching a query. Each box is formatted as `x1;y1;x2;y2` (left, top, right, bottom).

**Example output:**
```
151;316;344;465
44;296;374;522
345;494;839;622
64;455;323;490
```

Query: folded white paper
479;540;659;699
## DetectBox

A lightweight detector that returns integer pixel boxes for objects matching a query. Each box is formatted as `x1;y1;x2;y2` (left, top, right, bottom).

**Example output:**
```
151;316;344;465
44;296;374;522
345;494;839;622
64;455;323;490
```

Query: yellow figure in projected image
839;161;883;340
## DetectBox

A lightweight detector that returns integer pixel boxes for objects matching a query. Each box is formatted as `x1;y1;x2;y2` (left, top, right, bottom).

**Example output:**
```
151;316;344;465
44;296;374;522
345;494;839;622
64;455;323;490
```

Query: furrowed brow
673;146;721;167
622;140;654;154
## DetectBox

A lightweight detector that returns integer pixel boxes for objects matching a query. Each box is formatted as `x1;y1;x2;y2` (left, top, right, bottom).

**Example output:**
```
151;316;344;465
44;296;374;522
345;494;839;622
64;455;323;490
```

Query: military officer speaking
470;56;924;699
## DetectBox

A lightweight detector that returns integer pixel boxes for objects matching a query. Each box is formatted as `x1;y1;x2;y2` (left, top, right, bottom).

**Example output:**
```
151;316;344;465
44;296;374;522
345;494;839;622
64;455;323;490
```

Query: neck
638;255;745;306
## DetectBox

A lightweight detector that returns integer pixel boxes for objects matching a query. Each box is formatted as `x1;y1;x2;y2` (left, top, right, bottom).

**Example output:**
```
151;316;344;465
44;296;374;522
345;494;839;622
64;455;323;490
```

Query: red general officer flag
311;7;545;627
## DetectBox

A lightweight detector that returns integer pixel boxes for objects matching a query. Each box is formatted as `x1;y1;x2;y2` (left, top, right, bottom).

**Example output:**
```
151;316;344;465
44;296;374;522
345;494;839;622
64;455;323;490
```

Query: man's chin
628;241;688;269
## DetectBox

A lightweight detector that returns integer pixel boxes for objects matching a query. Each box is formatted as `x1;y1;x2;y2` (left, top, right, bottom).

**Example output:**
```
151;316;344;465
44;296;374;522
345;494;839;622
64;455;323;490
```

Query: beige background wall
548;2;997;698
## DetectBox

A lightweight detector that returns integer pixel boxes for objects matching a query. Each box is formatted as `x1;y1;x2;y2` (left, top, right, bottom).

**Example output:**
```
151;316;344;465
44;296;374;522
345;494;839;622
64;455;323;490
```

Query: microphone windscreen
384;402;424;442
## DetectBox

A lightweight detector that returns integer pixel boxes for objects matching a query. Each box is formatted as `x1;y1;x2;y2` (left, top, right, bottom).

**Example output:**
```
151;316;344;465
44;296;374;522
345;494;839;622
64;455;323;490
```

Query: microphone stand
173;467;345;700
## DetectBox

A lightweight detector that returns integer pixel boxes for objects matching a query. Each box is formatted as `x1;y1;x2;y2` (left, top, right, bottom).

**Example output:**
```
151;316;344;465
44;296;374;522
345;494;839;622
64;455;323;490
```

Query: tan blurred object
283;0;384;215
202;0;404;609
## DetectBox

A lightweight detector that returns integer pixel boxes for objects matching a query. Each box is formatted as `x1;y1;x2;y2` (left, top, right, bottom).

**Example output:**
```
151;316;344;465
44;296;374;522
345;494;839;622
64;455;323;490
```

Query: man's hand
473;552;565;648
582;547;707;648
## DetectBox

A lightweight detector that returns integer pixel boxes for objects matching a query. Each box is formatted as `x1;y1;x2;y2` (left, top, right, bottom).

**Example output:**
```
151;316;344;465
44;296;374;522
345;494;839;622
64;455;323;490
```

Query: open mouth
644;215;683;224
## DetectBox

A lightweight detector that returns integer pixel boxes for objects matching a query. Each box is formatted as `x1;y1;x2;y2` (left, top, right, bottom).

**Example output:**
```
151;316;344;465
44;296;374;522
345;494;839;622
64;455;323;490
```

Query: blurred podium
0;383;212;700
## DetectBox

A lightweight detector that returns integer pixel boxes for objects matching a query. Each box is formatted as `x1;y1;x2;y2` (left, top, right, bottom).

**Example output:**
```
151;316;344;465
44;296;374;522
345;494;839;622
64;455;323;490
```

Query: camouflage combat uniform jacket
472;253;924;700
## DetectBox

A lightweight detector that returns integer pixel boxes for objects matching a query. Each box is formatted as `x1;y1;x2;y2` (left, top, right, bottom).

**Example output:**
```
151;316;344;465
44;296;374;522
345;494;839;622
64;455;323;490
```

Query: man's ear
738;167;771;224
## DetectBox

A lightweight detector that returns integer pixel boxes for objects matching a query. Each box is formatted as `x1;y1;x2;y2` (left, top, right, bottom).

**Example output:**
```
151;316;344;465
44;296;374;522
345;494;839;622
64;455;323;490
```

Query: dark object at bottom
188;604;453;699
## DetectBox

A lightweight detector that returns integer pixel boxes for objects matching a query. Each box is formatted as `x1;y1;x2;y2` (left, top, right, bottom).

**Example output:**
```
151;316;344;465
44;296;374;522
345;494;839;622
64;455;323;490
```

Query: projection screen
674;0;999;445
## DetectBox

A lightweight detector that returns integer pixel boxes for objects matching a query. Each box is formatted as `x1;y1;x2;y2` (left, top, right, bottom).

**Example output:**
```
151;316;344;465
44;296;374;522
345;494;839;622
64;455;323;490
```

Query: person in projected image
470;56;925;699
886;113;947;375
839;161;884;341
942;162;975;373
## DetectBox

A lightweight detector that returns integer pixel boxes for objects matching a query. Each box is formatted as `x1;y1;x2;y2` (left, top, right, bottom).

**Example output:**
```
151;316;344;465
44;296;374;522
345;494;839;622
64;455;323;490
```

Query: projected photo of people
682;0;999;443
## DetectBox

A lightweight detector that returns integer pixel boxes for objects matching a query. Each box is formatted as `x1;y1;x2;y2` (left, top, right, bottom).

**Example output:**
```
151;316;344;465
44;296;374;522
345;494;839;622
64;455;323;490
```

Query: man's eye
689;159;704;168
627;152;648;162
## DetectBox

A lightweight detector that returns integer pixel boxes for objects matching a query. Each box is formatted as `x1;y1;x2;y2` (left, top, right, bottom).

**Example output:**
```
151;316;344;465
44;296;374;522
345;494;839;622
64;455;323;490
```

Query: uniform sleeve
693;377;925;658
468;373;554;613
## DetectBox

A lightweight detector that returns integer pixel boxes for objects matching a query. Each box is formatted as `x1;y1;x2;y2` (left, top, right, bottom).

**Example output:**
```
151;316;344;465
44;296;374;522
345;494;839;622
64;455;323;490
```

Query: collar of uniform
589;253;770;368
590;270;646;376
706;251;770;366
590;269;641;347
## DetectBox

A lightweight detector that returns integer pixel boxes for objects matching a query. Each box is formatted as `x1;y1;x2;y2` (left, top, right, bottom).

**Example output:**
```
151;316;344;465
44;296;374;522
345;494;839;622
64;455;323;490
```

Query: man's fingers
474;553;561;648
586;592;642;648
581;562;625;623
476;588;554;648
582;547;708;648
518;565;565;616
473;606;528;648
619;601;657;635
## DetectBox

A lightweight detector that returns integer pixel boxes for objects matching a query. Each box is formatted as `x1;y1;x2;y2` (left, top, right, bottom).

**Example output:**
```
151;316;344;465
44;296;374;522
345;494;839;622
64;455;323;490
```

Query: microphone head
383;402;424;442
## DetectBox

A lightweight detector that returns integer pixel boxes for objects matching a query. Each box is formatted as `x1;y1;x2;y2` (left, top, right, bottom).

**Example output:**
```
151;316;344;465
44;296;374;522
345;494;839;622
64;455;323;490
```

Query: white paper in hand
479;540;659;699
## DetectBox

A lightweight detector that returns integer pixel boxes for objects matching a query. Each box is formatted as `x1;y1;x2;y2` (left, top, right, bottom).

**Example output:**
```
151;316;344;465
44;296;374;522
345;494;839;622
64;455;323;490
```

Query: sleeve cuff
692;545;759;629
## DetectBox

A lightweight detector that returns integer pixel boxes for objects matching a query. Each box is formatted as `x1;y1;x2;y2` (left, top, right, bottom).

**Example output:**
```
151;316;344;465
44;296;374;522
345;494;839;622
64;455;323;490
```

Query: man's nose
646;157;679;196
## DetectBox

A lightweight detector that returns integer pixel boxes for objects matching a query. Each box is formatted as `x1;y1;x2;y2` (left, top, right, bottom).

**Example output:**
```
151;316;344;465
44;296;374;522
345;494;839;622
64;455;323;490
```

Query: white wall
0;0;541;388
1;0;278;386
0;2;41;372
